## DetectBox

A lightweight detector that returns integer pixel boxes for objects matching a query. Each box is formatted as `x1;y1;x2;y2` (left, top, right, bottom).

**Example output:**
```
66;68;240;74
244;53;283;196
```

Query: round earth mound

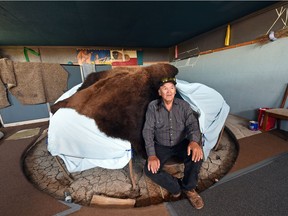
23;129;237;207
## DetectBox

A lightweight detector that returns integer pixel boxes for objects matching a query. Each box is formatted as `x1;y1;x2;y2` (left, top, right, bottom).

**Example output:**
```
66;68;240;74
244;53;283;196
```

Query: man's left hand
187;141;203;162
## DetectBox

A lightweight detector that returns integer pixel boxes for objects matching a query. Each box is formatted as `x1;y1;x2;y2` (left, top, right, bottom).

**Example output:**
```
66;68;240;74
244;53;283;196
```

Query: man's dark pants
144;140;203;195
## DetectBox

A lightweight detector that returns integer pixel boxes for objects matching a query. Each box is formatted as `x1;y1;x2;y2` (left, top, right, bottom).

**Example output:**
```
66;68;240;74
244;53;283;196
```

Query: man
142;77;204;209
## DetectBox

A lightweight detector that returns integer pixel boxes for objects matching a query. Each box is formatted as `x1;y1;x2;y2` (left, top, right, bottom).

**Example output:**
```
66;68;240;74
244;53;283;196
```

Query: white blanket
47;84;132;172
176;79;230;159
47;80;229;172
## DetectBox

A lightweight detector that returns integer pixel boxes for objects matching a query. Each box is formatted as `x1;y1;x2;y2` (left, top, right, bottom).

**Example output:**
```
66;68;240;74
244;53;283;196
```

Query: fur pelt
50;63;178;158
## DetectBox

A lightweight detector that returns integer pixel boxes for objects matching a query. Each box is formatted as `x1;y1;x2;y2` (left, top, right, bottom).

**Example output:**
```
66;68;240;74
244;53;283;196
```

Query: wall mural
76;49;138;66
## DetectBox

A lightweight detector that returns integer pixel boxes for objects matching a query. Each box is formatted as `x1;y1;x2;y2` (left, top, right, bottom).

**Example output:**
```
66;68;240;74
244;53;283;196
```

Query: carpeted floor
0;122;287;216
166;130;288;216
167;152;288;216
0;122;170;216
0;121;72;216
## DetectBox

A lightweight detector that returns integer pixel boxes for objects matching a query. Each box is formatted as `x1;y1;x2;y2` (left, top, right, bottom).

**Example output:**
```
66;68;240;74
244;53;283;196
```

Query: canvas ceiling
0;1;278;48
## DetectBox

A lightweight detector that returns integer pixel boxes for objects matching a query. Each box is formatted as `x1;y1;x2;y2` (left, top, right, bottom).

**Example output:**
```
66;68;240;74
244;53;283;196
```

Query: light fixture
268;31;277;41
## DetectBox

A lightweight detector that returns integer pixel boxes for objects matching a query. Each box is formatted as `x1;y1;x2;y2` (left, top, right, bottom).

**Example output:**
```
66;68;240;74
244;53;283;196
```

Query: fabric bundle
0;58;68;108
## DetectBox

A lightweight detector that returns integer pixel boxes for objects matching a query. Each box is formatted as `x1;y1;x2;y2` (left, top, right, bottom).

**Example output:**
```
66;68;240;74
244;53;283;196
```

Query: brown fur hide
50;63;178;158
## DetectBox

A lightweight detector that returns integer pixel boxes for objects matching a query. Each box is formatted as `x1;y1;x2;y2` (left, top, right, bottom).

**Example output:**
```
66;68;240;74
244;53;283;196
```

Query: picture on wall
110;50;138;66
76;49;138;66
76;49;111;65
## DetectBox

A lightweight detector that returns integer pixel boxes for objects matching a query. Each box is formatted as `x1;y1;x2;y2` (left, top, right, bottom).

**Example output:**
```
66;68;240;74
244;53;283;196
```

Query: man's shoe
184;189;204;209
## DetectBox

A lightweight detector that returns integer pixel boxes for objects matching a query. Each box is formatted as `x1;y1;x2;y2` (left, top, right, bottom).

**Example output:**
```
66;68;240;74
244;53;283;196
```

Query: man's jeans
144;140;203;195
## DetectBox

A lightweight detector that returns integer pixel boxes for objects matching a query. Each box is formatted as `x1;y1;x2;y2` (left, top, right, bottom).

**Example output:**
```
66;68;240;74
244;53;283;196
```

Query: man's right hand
147;155;160;174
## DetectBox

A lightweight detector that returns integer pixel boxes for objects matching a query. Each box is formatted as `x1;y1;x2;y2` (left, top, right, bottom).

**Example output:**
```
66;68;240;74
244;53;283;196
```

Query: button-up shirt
142;98;201;157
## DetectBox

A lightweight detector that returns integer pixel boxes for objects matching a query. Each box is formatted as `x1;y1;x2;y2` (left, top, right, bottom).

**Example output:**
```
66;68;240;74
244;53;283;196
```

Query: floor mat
166;152;288;216
6;127;41;140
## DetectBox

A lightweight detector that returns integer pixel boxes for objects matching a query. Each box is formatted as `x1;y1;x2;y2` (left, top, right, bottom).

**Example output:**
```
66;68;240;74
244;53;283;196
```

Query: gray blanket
0;58;68;108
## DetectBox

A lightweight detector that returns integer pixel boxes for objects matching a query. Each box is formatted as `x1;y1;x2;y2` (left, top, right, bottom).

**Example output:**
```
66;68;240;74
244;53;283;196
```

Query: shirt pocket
155;118;165;130
175;118;185;132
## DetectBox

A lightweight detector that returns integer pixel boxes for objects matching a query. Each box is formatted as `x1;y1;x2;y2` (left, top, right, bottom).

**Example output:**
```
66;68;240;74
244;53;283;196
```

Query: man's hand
147;155;160;174
187;141;203;162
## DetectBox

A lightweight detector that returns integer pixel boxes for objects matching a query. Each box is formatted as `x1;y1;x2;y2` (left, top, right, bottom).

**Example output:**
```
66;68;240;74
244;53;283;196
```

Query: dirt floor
23;128;238;207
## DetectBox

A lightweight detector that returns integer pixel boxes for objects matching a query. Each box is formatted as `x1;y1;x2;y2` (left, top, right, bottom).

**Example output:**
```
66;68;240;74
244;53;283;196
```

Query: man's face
158;82;176;102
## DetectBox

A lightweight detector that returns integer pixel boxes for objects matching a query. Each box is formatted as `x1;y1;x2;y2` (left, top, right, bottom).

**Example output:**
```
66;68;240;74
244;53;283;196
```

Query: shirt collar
160;98;179;107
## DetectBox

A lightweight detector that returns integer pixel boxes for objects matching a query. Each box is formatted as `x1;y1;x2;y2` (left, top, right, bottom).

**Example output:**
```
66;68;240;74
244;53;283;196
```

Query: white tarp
176;79;230;159
47;84;132;172
47;80;229;172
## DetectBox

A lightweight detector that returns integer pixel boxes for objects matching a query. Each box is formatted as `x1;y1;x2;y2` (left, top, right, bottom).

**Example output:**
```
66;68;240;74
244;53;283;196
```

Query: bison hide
50;63;178;158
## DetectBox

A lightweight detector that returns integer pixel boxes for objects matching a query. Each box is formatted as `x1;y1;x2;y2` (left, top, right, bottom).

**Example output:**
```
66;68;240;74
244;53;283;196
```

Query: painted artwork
110;50;138;66
77;49;138;66
77;49;111;65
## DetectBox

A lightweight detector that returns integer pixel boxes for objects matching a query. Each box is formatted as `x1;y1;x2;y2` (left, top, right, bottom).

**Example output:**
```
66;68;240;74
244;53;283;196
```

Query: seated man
142;77;204;210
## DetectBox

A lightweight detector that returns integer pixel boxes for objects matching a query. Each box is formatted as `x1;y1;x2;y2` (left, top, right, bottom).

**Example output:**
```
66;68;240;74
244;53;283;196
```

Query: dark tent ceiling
0;1;278;48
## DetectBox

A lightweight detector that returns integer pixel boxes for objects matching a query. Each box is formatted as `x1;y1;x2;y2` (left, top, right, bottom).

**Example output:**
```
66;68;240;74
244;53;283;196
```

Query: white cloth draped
176;79;230;159
47;84;132;172
47;80;229;172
